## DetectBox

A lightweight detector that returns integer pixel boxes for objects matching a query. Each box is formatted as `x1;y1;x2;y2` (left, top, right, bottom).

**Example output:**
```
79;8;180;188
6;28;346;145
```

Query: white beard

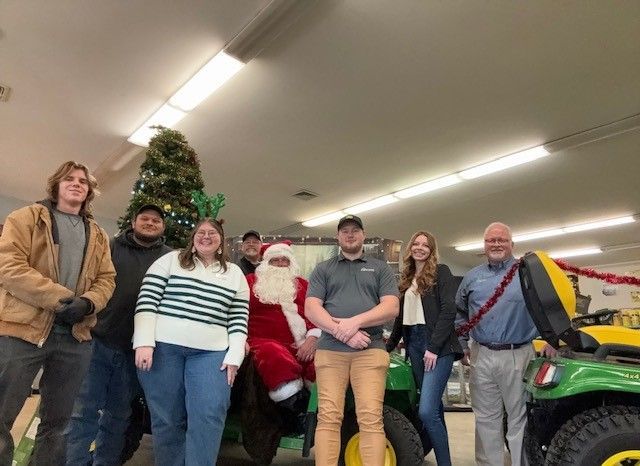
253;264;307;345
254;265;297;305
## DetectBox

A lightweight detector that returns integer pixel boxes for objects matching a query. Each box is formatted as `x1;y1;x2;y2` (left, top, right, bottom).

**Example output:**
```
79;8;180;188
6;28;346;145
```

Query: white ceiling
2;0;640;270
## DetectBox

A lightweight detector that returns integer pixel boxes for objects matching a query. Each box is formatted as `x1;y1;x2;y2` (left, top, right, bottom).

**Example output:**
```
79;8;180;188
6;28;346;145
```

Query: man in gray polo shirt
305;215;399;466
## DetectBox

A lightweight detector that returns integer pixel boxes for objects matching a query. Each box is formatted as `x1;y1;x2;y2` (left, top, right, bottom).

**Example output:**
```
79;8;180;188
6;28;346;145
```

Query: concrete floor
124;411;476;465
12;396;481;465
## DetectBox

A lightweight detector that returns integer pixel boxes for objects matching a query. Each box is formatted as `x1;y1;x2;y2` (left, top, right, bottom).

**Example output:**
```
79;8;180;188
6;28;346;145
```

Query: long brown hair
398;230;439;296
46;161;99;216
178;218;228;272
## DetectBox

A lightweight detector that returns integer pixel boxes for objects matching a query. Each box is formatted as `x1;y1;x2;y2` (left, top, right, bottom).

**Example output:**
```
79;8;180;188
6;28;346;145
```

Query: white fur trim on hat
262;242;294;263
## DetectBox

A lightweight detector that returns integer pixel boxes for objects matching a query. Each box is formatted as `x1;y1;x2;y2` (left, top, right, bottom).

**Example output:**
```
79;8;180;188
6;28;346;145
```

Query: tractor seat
519;251;640;355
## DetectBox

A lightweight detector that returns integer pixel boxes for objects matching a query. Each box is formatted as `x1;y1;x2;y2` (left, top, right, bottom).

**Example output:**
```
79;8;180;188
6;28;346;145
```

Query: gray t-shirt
53;210;86;292
306;253;399;352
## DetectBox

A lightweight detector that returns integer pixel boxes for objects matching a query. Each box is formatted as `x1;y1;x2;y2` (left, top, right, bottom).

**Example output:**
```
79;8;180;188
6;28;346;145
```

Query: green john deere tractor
518;251;640;466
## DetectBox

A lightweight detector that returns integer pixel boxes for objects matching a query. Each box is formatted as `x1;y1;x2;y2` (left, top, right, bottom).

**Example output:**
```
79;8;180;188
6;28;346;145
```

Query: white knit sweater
133;251;249;367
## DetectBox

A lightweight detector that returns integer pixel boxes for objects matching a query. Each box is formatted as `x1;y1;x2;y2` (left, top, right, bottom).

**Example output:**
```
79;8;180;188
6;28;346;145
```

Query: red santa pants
248;337;316;390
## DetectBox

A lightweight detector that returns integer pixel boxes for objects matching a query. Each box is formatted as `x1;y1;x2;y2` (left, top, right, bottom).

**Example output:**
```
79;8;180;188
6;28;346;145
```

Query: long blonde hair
398;231;439;296
46;161;99;216
178;218;228;272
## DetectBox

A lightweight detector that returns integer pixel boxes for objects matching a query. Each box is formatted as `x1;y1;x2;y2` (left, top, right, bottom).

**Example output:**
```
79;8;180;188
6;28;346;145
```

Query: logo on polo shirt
360;267;375;272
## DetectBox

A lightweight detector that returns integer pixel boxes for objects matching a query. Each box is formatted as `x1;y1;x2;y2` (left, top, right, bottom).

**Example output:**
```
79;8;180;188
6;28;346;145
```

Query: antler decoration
208;193;226;220
190;190;226;219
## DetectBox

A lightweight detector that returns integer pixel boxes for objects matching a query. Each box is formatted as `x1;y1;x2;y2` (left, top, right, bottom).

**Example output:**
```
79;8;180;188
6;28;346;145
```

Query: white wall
440;254;473;278
578;261;640;311
0;194;119;236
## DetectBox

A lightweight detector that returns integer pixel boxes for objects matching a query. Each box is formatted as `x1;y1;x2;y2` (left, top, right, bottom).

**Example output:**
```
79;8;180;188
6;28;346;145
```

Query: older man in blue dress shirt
456;222;555;466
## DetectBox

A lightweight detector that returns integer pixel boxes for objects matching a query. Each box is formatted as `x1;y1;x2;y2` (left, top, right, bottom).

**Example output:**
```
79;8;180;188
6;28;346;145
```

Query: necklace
68;216;82;228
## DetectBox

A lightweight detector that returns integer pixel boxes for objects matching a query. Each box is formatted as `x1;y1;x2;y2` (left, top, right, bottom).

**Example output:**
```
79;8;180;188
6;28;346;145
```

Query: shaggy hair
46;161;99;216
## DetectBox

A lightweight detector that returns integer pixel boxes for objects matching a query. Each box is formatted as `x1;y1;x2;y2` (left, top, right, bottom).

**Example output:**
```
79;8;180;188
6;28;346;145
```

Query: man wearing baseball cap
305;215;399;466
65;204;172;465
238;230;262;276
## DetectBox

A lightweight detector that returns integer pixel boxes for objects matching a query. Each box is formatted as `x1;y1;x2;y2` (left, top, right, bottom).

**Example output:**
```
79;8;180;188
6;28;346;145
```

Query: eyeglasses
195;231;220;238
484;238;510;245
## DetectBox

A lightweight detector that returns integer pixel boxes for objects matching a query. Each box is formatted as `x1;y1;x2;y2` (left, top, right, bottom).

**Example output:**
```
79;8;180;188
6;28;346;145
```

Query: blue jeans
65;338;139;466
406;325;454;466
137;342;231;466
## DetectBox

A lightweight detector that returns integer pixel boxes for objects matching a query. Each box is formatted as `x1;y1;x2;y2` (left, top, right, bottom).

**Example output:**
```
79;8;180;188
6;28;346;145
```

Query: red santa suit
246;245;319;402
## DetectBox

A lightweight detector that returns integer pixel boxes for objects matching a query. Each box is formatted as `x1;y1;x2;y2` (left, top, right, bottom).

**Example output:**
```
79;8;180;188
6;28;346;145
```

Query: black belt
478;341;529;351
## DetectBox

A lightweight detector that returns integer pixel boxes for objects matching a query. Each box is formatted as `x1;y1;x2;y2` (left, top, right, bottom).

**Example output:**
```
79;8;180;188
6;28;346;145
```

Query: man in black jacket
65;204;172;466
237;230;262;275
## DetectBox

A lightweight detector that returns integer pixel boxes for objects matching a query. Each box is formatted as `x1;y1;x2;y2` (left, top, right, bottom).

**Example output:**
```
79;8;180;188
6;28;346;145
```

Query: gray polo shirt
306;253;398;352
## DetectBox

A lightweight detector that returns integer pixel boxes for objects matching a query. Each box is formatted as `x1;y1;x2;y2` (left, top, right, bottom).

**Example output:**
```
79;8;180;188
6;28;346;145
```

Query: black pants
0;332;92;466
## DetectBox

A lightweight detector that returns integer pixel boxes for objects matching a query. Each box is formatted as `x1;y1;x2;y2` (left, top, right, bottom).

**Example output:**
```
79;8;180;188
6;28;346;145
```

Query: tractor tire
119;397;148;464
119;417;144;464
339;406;423;466
545;405;640;466
523;423;545;465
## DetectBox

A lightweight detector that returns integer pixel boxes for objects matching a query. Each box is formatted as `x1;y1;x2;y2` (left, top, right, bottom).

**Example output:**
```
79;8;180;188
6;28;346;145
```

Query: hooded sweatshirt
92;229;172;351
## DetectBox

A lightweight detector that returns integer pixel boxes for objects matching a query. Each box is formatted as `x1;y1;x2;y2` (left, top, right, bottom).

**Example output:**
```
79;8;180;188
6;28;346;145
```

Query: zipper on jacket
38;338;45;348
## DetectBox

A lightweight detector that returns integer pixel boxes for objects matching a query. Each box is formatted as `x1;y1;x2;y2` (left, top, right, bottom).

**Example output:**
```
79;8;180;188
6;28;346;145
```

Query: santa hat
260;240;295;263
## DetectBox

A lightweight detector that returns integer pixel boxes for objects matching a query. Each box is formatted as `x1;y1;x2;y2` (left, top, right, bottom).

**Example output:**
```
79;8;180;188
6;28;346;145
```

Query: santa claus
246;242;320;406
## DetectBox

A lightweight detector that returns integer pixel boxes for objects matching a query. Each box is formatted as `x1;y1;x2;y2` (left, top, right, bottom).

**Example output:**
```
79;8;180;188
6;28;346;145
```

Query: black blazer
386;264;463;360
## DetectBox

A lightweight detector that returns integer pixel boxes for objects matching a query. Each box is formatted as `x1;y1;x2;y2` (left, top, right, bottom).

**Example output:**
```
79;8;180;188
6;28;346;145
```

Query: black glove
54;297;93;326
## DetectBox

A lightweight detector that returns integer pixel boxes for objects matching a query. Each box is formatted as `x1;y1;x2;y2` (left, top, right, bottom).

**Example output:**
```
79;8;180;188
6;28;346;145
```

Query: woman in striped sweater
133;218;249;466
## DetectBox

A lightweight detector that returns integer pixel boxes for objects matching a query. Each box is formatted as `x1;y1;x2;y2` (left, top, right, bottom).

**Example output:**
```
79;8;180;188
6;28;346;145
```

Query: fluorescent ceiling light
458;146;550;180
455;215;636;251
128;104;187;147
394;174;462;199
302;211;345;227
169;51;244;112
563;216;636;233
548;248;602;259
512;228;565;243
344;195;398;214
302;144;552;229
455;241;485;252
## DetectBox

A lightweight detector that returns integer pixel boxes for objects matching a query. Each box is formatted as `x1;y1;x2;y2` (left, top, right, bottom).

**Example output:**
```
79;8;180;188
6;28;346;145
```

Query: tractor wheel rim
601;450;640;466
344;433;397;466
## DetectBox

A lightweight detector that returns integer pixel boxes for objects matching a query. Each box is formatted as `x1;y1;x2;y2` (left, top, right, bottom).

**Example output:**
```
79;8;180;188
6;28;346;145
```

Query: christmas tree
118;127;205;248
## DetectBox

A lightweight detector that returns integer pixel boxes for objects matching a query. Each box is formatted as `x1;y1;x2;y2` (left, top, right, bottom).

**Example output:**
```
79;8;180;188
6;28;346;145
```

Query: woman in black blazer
386;231;462;466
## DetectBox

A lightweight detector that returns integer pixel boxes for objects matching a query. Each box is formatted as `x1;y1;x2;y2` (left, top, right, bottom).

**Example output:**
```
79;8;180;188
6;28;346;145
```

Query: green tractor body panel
524;356;640;400
386;352;416;392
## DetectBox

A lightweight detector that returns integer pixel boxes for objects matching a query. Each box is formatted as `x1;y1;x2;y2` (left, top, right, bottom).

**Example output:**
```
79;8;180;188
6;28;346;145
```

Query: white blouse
402;279;426;325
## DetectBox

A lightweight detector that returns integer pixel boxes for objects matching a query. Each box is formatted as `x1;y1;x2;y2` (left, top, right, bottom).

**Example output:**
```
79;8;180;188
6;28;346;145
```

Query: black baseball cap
242;230;261;242
337;215;363;230
135;204;165;219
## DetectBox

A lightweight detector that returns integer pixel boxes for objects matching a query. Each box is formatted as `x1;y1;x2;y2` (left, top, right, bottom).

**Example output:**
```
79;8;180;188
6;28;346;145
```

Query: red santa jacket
246;274;316;346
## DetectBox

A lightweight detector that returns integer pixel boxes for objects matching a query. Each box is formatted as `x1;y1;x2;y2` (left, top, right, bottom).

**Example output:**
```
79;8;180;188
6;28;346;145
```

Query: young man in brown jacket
0;161;116;466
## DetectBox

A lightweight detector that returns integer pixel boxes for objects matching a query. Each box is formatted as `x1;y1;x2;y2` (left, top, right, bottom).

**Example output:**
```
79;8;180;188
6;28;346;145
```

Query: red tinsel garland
455;257;640;336
455;260;521;336
553;259;640;286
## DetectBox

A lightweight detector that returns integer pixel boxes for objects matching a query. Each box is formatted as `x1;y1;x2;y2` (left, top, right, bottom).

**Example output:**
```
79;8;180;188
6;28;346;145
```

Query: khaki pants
469;341;534;466
314;349;390;466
